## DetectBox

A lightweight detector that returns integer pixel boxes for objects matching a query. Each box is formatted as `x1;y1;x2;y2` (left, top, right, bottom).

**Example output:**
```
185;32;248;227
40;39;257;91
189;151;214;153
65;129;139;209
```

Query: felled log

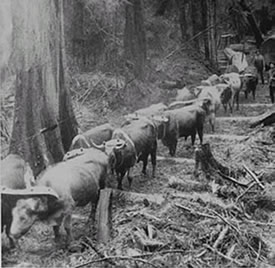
96;188;112;244
168;176;211;192
112;189;164;205
159;80;185;90
194;143;244;180
250;109;275;128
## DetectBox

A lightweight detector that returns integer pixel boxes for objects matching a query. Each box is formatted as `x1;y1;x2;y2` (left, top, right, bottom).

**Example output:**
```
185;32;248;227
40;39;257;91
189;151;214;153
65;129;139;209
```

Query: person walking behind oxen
268;63;275;103
254;50;265;85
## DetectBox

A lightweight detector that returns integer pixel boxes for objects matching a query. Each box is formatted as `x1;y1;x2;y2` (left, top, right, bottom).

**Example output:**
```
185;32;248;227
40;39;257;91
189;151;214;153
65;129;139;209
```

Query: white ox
220;72;243;112
196;83;232;132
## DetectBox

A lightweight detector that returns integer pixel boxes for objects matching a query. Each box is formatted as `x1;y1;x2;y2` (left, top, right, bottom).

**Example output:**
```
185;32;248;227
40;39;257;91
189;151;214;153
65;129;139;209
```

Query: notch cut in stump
194;143;243;180
96;188;112;244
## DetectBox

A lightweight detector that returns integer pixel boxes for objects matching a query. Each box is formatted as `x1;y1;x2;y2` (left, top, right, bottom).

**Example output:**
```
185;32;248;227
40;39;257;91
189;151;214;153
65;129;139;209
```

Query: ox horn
90;140;106;151
115;139;126;149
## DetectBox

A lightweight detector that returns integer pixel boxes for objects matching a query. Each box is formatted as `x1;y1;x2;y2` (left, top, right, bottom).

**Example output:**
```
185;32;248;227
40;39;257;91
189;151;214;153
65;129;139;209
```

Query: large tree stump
194;143;244;180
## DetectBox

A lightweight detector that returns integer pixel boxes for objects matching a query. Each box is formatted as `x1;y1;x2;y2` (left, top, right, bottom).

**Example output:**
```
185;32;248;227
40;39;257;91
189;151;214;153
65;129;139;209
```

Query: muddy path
2;84;275;268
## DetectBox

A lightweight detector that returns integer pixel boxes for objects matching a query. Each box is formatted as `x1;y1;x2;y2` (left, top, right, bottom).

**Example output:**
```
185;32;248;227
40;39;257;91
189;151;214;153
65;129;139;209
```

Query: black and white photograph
1;0;275;267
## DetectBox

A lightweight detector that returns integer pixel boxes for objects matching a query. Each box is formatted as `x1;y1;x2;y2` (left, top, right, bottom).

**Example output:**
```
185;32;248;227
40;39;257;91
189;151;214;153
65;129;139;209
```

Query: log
194;143;244;180
159;80;185;90
96;188;112;244
250;109;275;128
112;189;164;205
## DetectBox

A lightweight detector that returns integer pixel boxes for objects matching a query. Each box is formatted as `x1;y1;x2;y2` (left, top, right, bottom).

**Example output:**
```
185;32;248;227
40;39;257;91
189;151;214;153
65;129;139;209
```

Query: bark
208;0;218;68
9;0;78;176
176;0;188;42
201;0;210;60
124;0;146;80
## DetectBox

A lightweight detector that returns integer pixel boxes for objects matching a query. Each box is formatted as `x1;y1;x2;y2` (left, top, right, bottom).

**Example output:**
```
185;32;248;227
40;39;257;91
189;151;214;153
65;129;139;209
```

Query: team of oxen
1;69;258;249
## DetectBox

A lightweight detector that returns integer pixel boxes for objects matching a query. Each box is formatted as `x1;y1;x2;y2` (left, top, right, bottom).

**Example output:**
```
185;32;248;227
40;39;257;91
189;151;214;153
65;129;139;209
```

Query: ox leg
53;215;64;243
235;92;240;111
197;128;203;145
117;170;126;190
63;214;73;245
127;169;133;188
150;150;157;178
223;104;227;113
191;132;197;146
169;140;177;156
209;114;215;132
5;222;15;248
142;155;148;176
252;88;256;100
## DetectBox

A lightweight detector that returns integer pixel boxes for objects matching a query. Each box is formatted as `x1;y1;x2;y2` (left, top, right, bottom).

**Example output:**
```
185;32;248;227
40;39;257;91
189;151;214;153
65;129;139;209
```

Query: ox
196;84;232;131
241;66;258;101
175;87;196;102
69;123;114;150
1;154;35;248
220;72;243;112
95;117;158;189
161;101;209;156
200;74;222;87
9;148;112;245
134;103;168;117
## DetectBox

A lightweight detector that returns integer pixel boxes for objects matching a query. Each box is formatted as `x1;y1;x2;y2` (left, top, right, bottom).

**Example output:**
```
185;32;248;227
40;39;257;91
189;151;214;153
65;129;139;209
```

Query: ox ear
28;197;48;213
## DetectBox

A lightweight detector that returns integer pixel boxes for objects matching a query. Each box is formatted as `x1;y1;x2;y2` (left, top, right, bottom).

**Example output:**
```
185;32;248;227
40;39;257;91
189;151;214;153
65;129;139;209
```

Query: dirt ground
1;51;275;267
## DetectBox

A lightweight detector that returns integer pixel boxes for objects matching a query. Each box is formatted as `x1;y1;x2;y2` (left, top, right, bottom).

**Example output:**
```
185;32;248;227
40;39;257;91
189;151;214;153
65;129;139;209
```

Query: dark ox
1;154;34;248
95;118;158;189
161;101;210;156
69;123;114;150
9;148;110;245
242;73;258;100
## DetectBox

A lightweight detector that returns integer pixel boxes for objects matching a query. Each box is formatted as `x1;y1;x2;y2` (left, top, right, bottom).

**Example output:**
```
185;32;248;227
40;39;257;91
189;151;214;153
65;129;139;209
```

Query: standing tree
124;0;147;81
208;0;218;68
8;0;78;176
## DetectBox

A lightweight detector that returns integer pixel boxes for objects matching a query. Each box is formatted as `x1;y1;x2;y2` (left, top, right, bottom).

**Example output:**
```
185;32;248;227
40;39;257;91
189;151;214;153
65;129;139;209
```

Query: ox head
63;147;86;161
92;138;126;155
7;186;59;240
10;197;48;239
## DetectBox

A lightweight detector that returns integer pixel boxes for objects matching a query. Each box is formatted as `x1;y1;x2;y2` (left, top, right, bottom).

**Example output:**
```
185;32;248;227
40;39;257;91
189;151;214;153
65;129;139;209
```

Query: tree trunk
208;0;218;68
124;0;147;81
9;0;78;176
176;0;188;42
238;0;264;48
201;0;210;60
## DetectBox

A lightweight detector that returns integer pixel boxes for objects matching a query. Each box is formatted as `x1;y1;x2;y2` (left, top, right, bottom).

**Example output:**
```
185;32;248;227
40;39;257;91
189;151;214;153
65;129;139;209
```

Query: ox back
38;148;108;207
70;123;114;150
